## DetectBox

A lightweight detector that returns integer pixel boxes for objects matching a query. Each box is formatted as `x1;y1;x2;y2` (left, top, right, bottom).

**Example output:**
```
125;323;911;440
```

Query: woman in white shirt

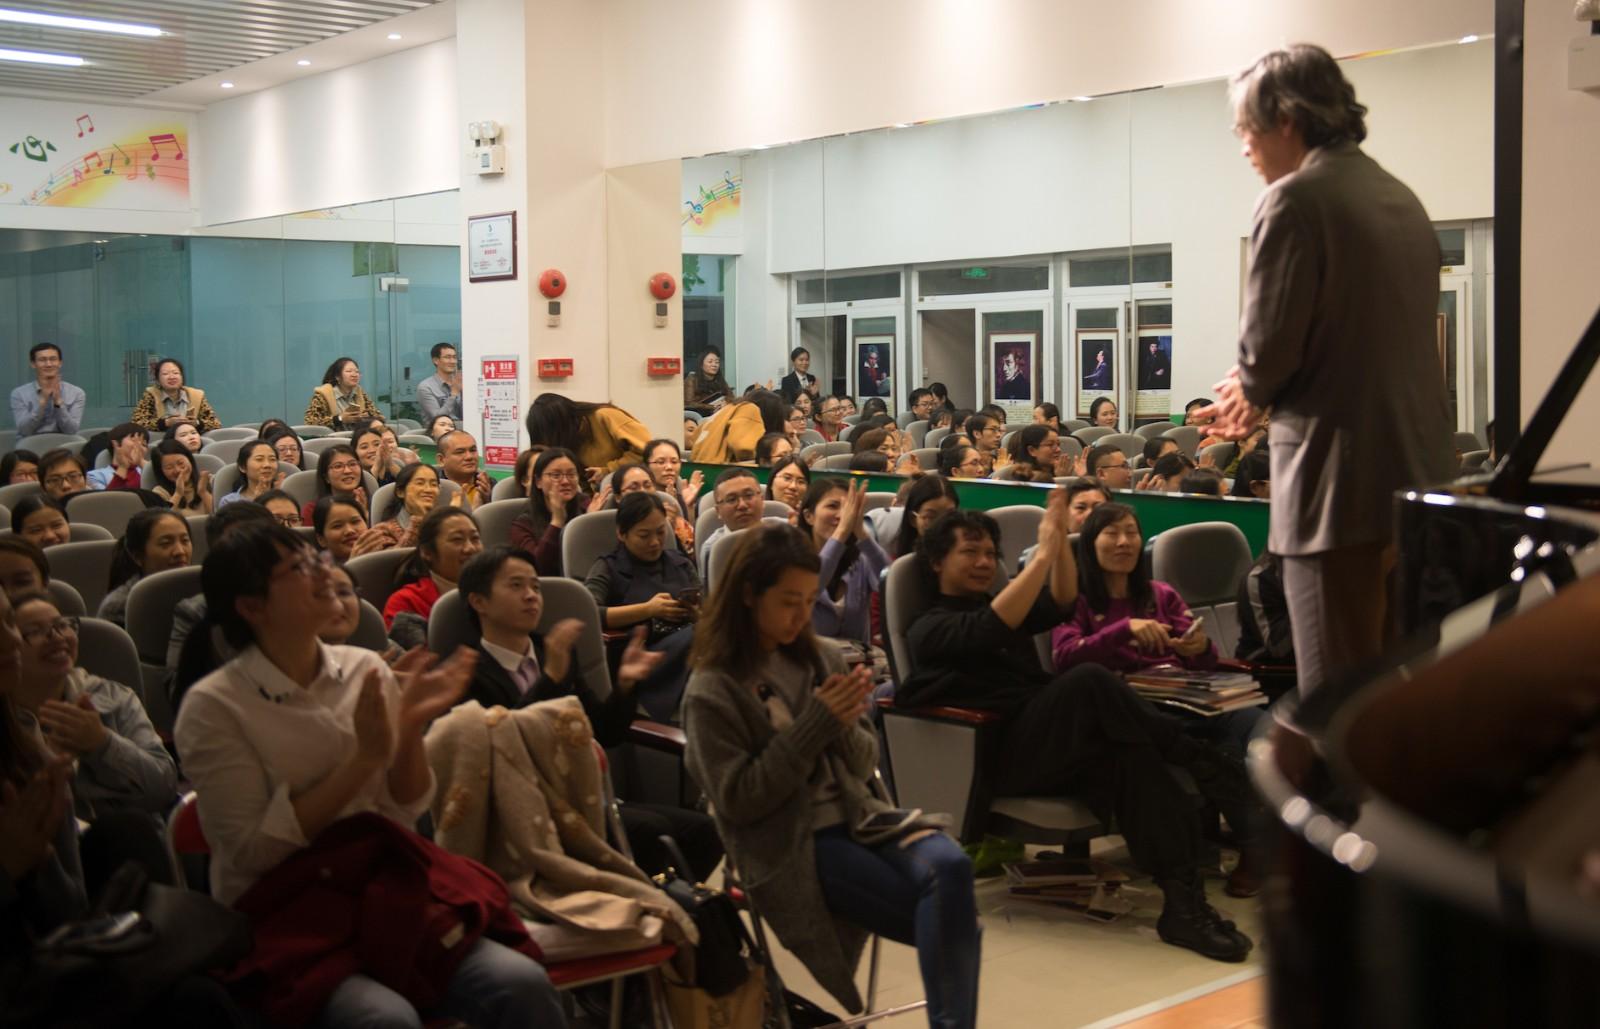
173;522;564;1028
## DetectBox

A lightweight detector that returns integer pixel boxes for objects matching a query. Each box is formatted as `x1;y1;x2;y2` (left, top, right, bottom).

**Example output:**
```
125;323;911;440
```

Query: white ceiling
0;0;456;108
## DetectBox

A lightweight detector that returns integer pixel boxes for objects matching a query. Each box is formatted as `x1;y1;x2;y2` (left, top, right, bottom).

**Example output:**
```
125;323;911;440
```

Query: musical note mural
680;155;742;239
1;97;191;211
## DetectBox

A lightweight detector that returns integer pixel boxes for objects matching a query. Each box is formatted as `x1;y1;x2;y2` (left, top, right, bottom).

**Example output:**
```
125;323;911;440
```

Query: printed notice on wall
479;356;520;468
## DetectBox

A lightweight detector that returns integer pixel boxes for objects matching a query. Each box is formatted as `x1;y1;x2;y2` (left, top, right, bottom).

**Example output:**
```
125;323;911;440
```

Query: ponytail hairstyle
107;509;188;593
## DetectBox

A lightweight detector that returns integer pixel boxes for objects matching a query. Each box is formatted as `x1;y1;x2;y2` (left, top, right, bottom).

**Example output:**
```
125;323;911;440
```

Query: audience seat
193;453;226;475
76;617;145;701
185;516;210;563
64;490;146;537
704;519;791;595
0;429;14;455
1097;433;1145;459
392;418;422;433
1199;441;1238;471
491;475;524;502
878;555;1104;847
1150;521;1253;608
45;579;86;617
472;498;524;548
924;427;952;449
348;600;390;653
124;565;202;734
202;428;257;443
867;506;905;550
562;510;620;583
987;505;1045;574
428;578;614;698
280;469;380;511
909;447;938;471
905;419;930;448
0;481;42;509
693;501;791;558
1453;430;1483;453
345;547;415;611
48;539;121;614
1460;449;1491;474
1134;421;1172;441
211;461;301;499
65;523;115;543
398;433;436;448
1064;419;1091;433
199;439;248;464
1161;425;1202;458
302;437;347;459
18;432;86;454
797;429;825;447
863;492;896;513
818;453;855;470
1070;426;1114;447
292;424;332;438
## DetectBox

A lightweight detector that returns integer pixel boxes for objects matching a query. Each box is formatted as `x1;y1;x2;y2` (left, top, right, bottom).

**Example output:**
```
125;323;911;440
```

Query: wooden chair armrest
876;698;1005;726
628;719;687;753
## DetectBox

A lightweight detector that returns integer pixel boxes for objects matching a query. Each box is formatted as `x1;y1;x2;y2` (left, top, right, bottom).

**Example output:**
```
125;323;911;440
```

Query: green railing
684;463;1271;557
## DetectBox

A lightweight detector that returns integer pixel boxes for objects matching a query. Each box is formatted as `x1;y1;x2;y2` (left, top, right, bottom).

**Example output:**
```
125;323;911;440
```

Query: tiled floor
744;839;1266;1027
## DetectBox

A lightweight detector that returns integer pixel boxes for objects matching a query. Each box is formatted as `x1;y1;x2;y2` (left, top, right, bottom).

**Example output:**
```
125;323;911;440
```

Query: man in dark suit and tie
1138;339;1170;390
1201;44;1453;702
455;546;724;878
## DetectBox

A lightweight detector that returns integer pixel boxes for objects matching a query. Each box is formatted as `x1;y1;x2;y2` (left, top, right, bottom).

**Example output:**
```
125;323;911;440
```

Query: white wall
195;40;459;226
1523;5;1600;465
601;0;1492;168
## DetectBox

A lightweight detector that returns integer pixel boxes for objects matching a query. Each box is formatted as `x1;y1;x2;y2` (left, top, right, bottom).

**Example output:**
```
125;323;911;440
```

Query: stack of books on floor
1124;667;1268;717
1002;858;1133;922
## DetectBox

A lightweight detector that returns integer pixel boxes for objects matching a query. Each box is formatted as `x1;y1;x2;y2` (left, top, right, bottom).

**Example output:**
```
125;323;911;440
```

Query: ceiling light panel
0;0;440;98
0;7;161;36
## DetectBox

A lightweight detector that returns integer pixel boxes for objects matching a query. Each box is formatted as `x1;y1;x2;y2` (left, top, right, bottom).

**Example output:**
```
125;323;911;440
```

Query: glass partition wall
0;189;462;429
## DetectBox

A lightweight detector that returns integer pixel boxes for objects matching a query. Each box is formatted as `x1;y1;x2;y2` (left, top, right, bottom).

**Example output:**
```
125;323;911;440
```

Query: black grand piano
1255;307;1600;1027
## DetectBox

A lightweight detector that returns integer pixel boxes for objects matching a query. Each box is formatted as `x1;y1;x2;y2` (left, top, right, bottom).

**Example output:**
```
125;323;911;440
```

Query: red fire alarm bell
536;358;574;378
539;269;566;327
647;357;681;377
648;272;676;300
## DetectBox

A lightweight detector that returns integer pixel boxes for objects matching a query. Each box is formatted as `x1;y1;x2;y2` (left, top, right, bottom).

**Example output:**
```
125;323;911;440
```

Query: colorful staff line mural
2;101;190;211
681;169;741;230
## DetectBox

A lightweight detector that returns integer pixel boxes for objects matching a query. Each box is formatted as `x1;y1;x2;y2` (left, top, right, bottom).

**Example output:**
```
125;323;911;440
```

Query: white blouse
173;642;433;907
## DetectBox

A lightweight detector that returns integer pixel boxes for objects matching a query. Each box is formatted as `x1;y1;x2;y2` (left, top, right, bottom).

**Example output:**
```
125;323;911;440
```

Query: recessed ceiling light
297;59;311;66
1459;34;1479;44
220;81;234;88
0;7;161;37
387;32;402;40
1070;96;1093;102
0;47;83;66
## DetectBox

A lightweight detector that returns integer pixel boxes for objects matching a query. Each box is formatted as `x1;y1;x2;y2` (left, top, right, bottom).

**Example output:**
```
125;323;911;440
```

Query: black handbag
1;862;252;1029
653;836;754;997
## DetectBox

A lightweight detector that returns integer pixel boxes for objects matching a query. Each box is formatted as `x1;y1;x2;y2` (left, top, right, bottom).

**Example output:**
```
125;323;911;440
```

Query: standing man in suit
1201;44;1453;700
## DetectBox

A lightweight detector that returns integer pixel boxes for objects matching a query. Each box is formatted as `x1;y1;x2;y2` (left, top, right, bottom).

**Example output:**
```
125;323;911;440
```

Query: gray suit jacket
1238;142;1454;556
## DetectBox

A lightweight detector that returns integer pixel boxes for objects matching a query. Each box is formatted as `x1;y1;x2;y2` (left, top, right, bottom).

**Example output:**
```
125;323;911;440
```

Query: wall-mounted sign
478;356;521;467
467;210;517;282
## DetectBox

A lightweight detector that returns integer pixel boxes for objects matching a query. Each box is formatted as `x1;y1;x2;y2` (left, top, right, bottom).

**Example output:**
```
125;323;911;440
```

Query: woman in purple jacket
1051;502;1216;673
796;477;890;646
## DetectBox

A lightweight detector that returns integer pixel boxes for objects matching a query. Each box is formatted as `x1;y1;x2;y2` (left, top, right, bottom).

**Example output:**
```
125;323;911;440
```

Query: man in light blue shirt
415;341;463;423
11;342;86;435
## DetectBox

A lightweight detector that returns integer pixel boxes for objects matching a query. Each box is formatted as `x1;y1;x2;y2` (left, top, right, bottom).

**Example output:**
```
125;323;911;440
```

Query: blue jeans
813;827;980;1029
317;937;565;1029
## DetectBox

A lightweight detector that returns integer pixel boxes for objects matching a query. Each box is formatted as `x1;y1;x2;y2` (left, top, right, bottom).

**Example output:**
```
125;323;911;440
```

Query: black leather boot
1157;877;1253;962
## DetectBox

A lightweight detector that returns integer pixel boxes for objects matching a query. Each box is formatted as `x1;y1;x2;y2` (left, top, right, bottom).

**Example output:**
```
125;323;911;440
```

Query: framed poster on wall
467;211;517;282
1076;330;1116;417
855;335;894;401
1134;331;1173;419
988;331;1037;423
477;355;521;467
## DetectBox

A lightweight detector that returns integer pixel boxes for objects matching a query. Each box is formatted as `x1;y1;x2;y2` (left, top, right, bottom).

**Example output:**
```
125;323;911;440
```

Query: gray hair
1229;44;1367;148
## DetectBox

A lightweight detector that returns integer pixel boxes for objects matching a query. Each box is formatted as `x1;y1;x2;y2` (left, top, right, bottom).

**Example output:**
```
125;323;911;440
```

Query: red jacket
223;813;541;1026
383;575;442;628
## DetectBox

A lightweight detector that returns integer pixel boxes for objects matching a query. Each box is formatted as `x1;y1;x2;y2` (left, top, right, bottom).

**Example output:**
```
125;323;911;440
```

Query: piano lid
1485;302;1600;507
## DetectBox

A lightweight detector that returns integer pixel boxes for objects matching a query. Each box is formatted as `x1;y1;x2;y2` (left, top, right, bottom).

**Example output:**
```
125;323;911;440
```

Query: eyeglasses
542;470;580;482
275;549;335;580
43;471;84;489
327;461;360;474
648;456;680;466
20;615;78;645
273;512;303;528
716;489;762;506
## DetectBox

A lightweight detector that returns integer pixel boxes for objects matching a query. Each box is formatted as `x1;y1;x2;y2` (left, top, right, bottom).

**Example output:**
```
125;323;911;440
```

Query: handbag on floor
1;862;252;1029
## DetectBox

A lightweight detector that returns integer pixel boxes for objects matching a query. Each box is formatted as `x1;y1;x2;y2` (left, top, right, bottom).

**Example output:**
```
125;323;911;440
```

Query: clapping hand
392;646;477;732
352;671;394;766
1196;366;1266;442
833;479;870;542
38;695;107;757
542;618;584;683
815;665;875;727
0;755;70;880
616;626;665;691
1036;487;1069;558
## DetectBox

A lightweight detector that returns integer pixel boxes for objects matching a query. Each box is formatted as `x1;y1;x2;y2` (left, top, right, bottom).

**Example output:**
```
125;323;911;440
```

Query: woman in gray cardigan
683;524;979;1028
